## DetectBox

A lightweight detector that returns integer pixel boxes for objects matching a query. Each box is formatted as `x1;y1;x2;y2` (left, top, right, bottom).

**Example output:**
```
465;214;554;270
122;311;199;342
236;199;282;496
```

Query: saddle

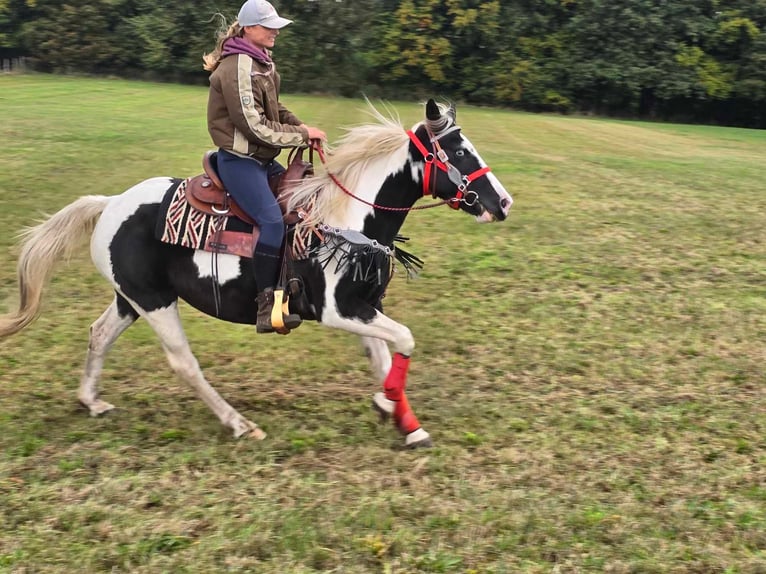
185;147;314;226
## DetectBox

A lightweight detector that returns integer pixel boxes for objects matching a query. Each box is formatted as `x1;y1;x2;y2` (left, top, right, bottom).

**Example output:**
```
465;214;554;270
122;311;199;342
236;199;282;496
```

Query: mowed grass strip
0;74;765;573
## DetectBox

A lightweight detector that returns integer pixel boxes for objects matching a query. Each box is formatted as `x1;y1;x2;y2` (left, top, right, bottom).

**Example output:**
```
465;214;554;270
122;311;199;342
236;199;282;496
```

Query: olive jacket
207;53;308;162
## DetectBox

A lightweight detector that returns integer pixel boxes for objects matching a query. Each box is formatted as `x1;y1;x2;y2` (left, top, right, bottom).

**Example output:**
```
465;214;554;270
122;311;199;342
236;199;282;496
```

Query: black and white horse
0;99;512;448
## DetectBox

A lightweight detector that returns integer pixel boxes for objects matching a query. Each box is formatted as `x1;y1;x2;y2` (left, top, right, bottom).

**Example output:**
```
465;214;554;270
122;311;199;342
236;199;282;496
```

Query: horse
0;99;512;448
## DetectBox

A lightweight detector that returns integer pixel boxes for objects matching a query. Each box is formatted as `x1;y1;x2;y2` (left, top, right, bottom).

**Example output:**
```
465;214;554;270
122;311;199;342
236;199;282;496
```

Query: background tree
0;0;36;51
3;0;764;127
372;0;455;96
490;0;576;111
116;0;220;81
21;0;122;74
275;0;383;96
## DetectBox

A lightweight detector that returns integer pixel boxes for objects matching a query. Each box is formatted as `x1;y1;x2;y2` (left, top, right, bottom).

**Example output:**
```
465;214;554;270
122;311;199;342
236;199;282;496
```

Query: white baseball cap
238;0;293;29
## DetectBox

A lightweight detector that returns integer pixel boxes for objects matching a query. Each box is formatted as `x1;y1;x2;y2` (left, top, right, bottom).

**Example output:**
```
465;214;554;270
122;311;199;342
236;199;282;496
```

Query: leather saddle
185;147;314;226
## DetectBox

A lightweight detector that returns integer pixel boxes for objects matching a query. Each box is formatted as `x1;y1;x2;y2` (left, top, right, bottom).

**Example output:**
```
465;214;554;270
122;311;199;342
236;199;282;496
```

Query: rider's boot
256;287;302;334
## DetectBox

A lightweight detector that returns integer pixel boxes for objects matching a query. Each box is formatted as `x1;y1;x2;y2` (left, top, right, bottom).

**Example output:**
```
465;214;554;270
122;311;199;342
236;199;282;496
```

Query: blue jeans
216;148;286;292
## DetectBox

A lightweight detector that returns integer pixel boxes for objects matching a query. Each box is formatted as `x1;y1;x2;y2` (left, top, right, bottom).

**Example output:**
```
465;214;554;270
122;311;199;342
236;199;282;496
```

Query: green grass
1;73;765;573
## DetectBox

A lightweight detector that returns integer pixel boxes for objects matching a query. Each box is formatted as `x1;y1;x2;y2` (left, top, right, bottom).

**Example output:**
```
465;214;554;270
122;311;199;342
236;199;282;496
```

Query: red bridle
312;125;493;212
406;128;492;209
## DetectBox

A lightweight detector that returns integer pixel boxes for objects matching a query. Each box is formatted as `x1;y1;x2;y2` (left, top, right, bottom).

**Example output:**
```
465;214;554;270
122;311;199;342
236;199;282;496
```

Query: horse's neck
322;154;422;247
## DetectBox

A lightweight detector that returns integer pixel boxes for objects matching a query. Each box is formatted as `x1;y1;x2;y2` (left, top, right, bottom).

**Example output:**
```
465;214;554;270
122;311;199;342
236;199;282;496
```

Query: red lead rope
314;144;452;212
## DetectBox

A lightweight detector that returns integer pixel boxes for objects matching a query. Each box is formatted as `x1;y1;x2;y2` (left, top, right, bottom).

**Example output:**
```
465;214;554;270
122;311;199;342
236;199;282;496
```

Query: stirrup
258;289;301;334
271;289;302;332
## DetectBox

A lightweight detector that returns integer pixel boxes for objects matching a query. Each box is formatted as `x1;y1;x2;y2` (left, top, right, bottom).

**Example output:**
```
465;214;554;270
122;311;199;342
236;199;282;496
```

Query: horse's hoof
233;420;267;440
372;392;393;423
83;399;116;417
373;403;391;423
405;428;432;449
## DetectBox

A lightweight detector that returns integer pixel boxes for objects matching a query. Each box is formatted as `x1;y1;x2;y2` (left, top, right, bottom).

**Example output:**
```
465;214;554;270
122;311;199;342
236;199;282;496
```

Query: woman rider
203;0;327;334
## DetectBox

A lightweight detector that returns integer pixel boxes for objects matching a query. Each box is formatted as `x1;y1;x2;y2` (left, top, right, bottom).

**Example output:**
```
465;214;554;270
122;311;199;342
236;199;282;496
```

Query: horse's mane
287;102;410;228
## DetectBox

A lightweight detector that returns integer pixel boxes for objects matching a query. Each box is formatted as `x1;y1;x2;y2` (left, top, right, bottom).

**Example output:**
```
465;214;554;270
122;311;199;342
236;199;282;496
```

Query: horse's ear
426;98;441;121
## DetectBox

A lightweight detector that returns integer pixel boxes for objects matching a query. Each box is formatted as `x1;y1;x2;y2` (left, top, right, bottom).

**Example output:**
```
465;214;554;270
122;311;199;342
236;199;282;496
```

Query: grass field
0;74;764;573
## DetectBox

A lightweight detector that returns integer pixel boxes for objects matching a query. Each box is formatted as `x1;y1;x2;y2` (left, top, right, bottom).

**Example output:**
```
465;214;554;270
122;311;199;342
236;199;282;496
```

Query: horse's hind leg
138;301;265;439
79;294;138;416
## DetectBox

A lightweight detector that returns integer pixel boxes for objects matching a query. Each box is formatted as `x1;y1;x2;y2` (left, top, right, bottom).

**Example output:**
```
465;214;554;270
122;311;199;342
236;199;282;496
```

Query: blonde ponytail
203;16;243;72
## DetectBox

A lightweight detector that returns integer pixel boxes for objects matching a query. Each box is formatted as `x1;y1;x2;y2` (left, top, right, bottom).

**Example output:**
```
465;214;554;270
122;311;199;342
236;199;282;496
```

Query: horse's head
409;99;513;222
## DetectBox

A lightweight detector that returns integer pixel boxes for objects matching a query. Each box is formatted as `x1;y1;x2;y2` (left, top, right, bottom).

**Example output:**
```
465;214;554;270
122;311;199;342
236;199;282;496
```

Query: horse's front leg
323;310;431;448
360;336;391;383
361;336;414;430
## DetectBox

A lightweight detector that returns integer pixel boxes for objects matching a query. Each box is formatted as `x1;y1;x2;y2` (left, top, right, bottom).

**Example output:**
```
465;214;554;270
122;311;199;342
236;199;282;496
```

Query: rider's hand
301;124;327;143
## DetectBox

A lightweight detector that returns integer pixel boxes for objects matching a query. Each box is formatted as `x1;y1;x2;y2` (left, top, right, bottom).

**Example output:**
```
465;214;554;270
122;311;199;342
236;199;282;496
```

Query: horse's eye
455;150;465;157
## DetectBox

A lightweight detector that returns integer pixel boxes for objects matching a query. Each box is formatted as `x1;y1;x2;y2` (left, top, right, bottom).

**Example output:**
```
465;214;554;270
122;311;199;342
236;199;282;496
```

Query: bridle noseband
406;126;492;210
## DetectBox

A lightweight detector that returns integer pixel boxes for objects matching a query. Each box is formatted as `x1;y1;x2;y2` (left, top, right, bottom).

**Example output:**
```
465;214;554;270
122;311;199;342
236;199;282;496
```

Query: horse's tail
0;195;110;338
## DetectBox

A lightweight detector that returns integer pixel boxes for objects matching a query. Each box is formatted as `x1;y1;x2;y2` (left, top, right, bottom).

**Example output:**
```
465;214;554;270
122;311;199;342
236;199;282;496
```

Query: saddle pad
155;178;255;258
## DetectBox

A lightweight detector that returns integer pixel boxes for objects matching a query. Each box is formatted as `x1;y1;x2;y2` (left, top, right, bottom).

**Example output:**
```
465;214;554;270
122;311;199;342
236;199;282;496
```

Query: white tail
0;195;110;337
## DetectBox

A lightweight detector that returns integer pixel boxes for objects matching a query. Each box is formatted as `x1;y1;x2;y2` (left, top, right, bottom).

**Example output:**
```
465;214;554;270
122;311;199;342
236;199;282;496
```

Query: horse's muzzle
477;194;512;223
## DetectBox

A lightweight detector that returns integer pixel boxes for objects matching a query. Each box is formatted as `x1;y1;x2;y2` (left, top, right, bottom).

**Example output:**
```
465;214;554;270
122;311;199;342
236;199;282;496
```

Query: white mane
286;103;410;228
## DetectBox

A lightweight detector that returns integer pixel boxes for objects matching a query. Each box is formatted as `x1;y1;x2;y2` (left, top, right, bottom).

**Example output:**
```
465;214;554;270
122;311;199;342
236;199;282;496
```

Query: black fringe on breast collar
308;226;424;288
391;235;424;279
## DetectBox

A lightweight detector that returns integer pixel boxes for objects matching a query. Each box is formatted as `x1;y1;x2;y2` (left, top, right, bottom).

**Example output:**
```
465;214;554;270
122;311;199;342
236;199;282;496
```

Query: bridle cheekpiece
406;126;492;210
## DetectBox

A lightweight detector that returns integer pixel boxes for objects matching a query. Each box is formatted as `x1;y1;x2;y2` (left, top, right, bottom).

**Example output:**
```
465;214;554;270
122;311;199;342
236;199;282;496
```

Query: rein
312;127;491;213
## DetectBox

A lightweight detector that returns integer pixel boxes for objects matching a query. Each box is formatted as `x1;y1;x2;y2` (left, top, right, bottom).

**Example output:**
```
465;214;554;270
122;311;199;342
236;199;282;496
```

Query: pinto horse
0;99;512;448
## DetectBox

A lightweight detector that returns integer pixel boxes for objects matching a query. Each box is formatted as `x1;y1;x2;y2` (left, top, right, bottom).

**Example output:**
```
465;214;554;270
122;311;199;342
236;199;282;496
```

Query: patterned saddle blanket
155;178;257;258
155;149;314;258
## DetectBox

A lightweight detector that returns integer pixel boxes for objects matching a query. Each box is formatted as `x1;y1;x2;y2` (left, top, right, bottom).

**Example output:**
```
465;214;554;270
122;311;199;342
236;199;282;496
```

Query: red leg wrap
383;353;410;401
383;354;420;435
394;394;421;435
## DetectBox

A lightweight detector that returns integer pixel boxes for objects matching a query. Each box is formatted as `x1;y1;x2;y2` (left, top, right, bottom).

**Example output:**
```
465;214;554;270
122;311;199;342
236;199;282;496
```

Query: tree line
2;0;764;127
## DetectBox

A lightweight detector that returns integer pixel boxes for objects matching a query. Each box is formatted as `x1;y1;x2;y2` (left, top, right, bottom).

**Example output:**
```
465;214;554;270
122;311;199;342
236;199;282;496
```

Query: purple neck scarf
221;37;272;64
